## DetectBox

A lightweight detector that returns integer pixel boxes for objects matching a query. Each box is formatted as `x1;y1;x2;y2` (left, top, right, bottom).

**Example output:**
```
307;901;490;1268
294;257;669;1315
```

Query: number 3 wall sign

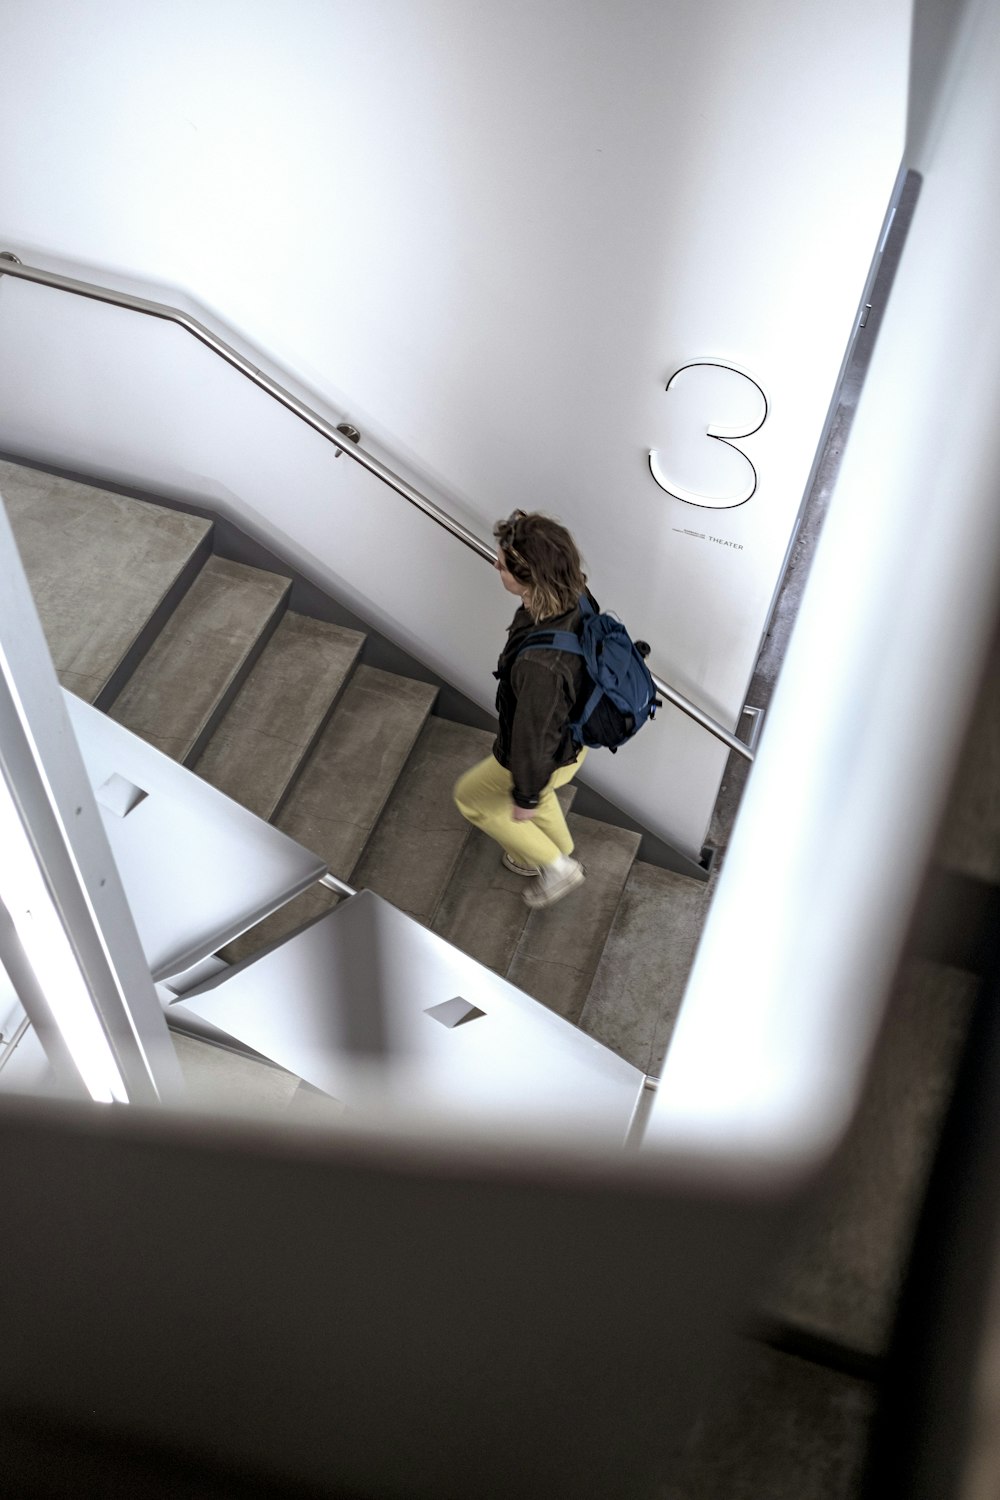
648;361;768;509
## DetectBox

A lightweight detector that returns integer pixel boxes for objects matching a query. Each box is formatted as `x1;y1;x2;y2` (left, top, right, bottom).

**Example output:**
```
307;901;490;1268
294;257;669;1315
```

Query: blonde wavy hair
493;509;587;621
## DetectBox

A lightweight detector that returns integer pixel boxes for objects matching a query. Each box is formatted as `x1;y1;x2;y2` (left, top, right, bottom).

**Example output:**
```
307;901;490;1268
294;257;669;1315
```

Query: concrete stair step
108;556;290;764
1;459;211;706
351;717;496;924
577;861;712;1074
280;665;441;882
223;665;438;959
192;613;365;820
431;784;578;973
505;814;642;1023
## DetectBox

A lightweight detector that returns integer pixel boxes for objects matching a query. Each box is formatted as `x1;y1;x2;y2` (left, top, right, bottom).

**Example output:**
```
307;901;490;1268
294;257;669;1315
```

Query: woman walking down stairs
0;458;709;1079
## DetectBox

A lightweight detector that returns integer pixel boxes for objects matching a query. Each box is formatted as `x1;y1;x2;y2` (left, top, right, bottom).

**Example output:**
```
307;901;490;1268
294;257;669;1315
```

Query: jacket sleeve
508;656;574;807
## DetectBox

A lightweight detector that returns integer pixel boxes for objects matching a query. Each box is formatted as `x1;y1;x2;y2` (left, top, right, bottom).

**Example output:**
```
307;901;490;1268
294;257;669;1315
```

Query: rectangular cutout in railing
96;773;148;818
425;997;486;1029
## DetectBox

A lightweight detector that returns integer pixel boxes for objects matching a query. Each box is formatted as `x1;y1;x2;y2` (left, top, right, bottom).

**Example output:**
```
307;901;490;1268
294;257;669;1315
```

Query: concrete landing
192;613;365;820
351;717;496;923
506;814;641;1023
1;458;211;703
109;557;289;762
759;959;978;1360
579;861;711;1074
666;1339;875;1500
936;628;1000;883
431;785;578;973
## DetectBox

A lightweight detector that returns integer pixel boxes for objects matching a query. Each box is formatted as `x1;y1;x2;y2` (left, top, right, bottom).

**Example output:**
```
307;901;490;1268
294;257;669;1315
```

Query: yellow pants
453;750;587;868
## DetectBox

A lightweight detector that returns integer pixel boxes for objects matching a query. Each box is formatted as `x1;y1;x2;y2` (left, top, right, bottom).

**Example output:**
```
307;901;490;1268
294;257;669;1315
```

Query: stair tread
108;557;289;762
577;860;712;1073
223;665;438;960
352;718;496;923
1;459;211;703
505;814;642;1023
276;664;439;880
431;785;578;972
192;613;365;820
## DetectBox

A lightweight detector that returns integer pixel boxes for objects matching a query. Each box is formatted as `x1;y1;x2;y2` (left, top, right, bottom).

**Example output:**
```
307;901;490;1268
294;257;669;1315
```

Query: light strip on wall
0;771;127;1103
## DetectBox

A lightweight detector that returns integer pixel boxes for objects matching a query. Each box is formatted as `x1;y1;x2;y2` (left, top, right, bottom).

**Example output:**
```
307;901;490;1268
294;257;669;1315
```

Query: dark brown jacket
492;596;593;807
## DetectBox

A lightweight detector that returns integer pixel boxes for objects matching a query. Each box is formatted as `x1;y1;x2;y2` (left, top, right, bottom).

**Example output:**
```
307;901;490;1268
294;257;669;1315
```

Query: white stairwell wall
0;0;909;859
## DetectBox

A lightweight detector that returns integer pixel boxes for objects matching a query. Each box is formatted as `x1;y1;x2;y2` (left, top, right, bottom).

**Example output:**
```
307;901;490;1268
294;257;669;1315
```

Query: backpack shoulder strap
517;629;583;658
516;595;592;658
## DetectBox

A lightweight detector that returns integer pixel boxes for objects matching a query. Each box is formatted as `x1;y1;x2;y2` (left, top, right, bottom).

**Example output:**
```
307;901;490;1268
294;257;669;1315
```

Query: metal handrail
0;1013;32;1075
0;251;753;762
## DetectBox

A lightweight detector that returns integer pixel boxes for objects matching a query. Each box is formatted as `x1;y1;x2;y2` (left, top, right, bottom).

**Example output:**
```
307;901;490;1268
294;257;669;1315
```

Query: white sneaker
523;857;585;909
502;851;539;877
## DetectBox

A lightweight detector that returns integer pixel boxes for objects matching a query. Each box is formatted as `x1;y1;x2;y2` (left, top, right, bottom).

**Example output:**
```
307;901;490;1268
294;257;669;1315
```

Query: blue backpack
518;595;661;753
